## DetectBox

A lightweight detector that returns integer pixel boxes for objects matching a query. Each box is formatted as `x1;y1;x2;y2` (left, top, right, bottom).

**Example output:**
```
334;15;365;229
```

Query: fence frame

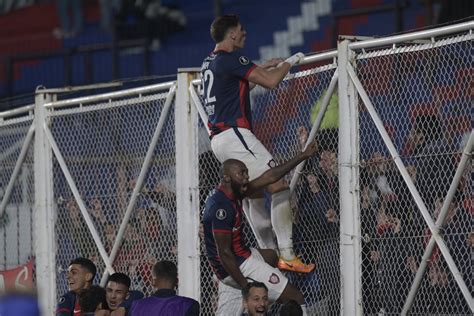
187;20;474;315
0;20;472;316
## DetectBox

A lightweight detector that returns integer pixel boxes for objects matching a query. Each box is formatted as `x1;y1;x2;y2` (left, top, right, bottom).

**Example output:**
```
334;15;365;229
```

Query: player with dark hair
130;260;200;316
77;285;108;315
56;257;97;316
106;272;144;315
242;282;269;316
202;14;314;273
203;141;318;316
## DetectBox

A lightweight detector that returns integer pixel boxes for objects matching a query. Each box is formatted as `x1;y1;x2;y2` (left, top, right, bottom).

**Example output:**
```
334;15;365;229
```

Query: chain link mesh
196;61;340;315
50;90;177;297
356;34;472;315
1;26;471;316
0;115;35;276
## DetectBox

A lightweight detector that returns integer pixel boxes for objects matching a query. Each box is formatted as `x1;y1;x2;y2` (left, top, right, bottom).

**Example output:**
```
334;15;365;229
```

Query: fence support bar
99;85;177;285
189;83;210;135
289;71;338;193
34;92;56;316
348;62;473;313
43;123;115;274
176;69;200;300
402;131;474;315
0;123;35;217
338;40;362;315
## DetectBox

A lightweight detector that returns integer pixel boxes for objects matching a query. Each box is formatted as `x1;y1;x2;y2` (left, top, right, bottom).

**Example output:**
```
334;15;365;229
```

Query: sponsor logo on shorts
267;159;277;168
216;209;227;220
239;56;250;65
269;273;280;284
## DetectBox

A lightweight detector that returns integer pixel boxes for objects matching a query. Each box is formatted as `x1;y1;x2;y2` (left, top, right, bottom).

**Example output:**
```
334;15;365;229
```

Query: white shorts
216;281;244;316
221;248;288;302
211;128;275;181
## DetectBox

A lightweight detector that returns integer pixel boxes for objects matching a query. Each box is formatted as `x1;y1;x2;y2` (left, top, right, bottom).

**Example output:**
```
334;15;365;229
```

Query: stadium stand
0;0;429;111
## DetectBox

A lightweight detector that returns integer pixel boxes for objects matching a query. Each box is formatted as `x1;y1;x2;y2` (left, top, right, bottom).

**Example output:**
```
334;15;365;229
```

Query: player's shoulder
56;291;75;314
204;190;234;215
57;291;75;304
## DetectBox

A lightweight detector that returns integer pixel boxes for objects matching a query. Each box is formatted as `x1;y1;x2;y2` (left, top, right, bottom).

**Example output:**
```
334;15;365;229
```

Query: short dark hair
210;14;240;43
70;257;97;278
241;281;268;300
152;260;177;283
279;299;302;316
78;285;107;312
107;272;131;289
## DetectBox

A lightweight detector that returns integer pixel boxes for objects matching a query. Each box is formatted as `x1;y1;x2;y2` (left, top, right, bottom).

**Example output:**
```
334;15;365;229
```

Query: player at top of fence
200;13;314;274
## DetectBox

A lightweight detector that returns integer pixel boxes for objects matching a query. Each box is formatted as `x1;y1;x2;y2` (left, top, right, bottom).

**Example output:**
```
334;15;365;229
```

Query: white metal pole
289;71;338;193
0;123;35;217
175;68;200;300
189;83;210;135
402;131;474;315
337;40;362;315
100;85;177;285
349;20;473;51
34;92;56;316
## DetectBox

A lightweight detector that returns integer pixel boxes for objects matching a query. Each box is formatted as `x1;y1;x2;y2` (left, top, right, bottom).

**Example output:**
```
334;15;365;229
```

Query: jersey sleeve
210;203;236;234
223;52;257;80
55;293;74;316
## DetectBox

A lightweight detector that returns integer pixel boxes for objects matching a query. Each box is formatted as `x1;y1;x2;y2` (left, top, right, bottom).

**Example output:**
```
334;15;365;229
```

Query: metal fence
0;21;472;315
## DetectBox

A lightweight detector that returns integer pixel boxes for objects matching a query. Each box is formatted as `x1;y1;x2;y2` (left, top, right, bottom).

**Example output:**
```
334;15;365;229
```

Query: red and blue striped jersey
203;185;251;280
201;50;257;136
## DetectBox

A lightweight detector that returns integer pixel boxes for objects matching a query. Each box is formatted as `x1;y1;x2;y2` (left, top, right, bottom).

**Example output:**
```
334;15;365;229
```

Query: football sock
271;189;295;260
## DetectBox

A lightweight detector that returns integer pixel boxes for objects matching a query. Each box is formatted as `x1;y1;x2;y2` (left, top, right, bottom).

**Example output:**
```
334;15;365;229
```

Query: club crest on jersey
267;159;277;168
269;273;280;284
239;56;250;65
59;296;65;303
216;209;227;220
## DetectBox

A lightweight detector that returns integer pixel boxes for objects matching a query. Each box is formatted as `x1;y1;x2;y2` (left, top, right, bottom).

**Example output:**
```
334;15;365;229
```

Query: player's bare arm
248;63;291;89
214;232;249;289
249;58;285;90
246;141;318;195
248;52;304;89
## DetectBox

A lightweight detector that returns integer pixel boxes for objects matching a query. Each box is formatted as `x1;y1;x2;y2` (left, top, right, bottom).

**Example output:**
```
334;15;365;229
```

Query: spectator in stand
56;257;97;316
78;285;109;315
421;197;472;314
241;282;269;316
105;273;144;316
53;0;83;38
130;260;199;315
293;125;337;313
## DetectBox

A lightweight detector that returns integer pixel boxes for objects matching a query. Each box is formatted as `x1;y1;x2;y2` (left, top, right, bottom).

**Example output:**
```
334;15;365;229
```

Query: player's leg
216;281;245;316
221;129;296;258
242;198;277;249
211;128;314;273
257;248;279;267
211;128;277;249
278;283;308;316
